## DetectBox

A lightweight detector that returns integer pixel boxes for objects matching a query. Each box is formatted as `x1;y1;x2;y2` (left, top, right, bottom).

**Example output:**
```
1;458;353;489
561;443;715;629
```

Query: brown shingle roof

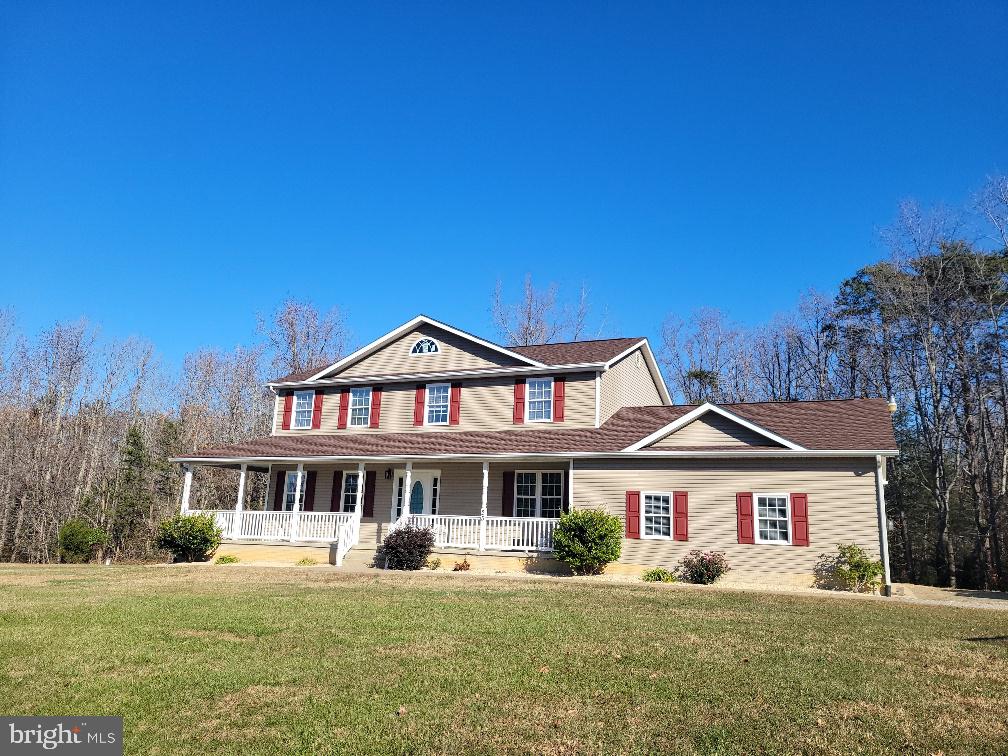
509;337;644;365
181;398;895;461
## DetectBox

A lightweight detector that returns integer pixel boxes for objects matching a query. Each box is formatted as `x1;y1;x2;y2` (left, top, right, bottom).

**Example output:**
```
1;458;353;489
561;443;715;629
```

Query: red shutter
303;471;317;511
281;394;293;430
737;492;755;544
363;471;376;518
625;490;640;538
370;387;382;428
337;390;349;429
513;379;525;424
791;493;809;546
554;376;565;422
414;385;426;426
449;383;461;425
311;391;323;430
273;471;286;510
330;471;344;512
502;471;515;516
673;491;688;541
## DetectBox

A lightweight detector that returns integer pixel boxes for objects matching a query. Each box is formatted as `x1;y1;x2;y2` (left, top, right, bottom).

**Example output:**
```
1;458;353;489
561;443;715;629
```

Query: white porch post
403;461;413;520
355;462;365;520
875;455;893;597
479;461;489;551
567;458;574;513
232;463;247;539
289;463;304;542
180;464;193;514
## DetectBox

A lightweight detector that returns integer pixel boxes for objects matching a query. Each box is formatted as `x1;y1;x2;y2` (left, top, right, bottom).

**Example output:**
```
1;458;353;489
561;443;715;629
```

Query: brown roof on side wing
509;337;645;365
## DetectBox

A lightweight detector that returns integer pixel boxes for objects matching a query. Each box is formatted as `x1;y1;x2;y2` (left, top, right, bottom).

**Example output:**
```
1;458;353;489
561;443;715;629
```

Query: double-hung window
426;383;450;425
283;471;307;511
642;493;671;538
292;390;314;429
349;387;371;427
514;471;564;518
756;494;790;543
526;378;553;422
341;472;360;512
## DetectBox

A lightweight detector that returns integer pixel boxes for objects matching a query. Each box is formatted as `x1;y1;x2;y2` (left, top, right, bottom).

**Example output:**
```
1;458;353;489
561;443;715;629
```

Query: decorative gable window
756;494;790;543
425;382;450;425
411;338;439;354
526;378;553;422
292;390;314;429
349;388;371;427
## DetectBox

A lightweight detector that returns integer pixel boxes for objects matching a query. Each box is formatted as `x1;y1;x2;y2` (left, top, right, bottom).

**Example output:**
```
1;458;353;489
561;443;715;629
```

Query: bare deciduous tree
258;298;349;377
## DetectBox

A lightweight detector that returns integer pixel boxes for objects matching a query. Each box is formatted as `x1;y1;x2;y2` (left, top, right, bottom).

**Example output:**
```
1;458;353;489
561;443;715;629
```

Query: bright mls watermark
3;717;121;755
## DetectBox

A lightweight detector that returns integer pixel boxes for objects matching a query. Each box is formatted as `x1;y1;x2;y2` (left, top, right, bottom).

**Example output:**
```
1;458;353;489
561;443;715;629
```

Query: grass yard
0;566;1006;755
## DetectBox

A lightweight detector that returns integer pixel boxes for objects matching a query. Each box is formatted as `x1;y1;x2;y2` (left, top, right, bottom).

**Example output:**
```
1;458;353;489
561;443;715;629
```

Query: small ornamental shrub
296;557;318;566
642;567;677;583
814;543;884;593
453;558;470;572
58;519;108;563
552;509;623;575
379;525;435;570
215;554;240;564
154;513;222;563
427;557;442;570
677;550;730;584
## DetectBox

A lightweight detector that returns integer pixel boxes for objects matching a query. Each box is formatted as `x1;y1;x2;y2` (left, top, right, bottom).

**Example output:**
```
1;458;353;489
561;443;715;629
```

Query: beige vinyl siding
333;324;527;378
272;372;597;435
599;348;663;424
648;413;781;448
572;457;880;573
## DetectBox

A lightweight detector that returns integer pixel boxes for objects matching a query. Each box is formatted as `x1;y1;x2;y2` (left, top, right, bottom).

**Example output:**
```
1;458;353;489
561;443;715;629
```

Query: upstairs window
411;338;439;354
349;388;371;427
426;382;450;425
292;390;314;429
526;378;554;422
756;494;790;544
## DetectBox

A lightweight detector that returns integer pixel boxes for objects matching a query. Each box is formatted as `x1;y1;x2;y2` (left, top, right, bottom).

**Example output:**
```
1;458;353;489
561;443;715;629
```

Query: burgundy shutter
513;379;525;424
449;383;461;425
330;470;344;512
554;377;565;422
337;389;349;429
791;493;809;546
370;387;382;429
273;471;286;510
625;490;640;539
673;491;688;541
311;391;323;430
303;471;317;511
737;492;755;544
502;471;515;516
281;394;293;430
363;470;376;518
414;385;426;426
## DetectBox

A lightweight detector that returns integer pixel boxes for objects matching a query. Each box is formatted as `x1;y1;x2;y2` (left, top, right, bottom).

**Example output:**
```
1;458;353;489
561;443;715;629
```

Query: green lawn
1;566;1006;755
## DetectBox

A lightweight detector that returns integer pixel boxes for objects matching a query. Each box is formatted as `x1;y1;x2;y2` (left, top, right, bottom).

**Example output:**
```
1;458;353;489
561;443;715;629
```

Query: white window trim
338;470;362;513
640;490;673;540
410;337;441;355
424;382;451;426
348;387;372;428
525;376;555;423
754;492;792;545
292;390;314;430
514;470;564;519
390;468;442;519
283;470;306;511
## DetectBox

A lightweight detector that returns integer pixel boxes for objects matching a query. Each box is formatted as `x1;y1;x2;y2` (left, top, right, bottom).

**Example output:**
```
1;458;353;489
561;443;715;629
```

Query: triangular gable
307;315;544;381
624;403;805;452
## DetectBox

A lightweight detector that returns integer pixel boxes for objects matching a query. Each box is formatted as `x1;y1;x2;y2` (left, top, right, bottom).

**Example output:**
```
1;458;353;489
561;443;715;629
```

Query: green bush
552;509;623;575
642;567;677;583
154;513;222;562
427;557;442;570
379;525;435;570
677;550;730;584
215;554;240;564
814;543;884;593
57;519;107;563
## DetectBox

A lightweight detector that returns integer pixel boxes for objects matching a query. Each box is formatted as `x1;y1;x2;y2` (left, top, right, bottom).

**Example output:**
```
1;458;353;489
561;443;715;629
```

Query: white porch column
567;458;574;513
232;463;247;539
875;455;893;597
289;463;304;542
180;464;193;514
479;461;489;551
403;461;412;520
355;462;365;519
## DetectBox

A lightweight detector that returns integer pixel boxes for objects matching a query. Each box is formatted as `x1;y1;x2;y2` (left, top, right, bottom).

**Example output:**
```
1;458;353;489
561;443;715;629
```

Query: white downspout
875;455;893;597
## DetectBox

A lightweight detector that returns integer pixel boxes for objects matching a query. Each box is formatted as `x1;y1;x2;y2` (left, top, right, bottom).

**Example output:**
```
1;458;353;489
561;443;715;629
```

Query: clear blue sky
2;2;1006;368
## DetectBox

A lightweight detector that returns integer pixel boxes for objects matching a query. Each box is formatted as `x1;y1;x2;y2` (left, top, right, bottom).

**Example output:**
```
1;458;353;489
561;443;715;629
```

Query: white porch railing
205;510;358;548
388;513;558;552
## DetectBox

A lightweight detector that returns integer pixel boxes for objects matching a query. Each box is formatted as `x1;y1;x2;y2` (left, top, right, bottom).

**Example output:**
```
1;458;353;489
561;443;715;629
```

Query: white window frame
754;492;792;545
339;470;361;513
525;377;554;423
514;470;564;518
292;390;314;430
410;337;440;355
425;382;451;426
640;491;673;540
283;470;307;511
348;387;372;427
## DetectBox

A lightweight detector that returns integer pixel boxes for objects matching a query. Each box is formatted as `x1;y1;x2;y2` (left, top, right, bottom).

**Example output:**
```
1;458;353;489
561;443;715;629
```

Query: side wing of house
598;346;665;424
647;412;784;448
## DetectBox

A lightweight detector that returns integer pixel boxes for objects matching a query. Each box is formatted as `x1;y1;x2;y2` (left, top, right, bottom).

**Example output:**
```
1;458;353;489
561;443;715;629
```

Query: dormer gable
626;403;805;451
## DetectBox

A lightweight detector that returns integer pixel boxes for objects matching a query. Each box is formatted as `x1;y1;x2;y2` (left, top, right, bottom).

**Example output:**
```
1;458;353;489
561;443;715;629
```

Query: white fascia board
603;339;673;406
307;315;545;382
622;402;806;452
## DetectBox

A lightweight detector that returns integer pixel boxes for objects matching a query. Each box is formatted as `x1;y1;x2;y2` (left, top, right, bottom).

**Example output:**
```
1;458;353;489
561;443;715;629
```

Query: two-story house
176;315;898;591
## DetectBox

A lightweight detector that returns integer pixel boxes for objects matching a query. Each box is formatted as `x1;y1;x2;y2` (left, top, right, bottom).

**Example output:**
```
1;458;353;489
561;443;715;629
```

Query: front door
392;470;440;519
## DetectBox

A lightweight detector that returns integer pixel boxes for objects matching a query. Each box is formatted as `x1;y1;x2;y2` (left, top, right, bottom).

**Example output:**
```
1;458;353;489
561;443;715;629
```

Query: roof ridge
510;336;644;348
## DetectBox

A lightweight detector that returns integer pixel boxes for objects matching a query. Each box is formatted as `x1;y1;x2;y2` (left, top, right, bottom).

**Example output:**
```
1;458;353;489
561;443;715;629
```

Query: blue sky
1;2;1006;368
